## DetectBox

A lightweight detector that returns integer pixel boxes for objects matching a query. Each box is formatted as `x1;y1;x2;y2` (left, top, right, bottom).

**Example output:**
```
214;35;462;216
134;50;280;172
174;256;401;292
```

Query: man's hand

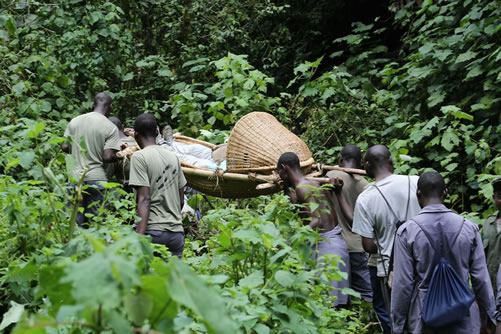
328;177;344;194
61;142;71;153
362;237;378;254
481;327;492;334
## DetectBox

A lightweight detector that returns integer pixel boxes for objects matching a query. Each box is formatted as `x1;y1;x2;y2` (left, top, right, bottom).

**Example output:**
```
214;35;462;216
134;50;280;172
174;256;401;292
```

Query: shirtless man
277;152;350;306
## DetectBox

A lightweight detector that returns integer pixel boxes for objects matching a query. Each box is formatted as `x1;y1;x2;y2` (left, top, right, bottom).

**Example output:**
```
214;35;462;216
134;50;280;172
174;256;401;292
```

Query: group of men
276;147;500;333
64;93;501;334
62;93;187;257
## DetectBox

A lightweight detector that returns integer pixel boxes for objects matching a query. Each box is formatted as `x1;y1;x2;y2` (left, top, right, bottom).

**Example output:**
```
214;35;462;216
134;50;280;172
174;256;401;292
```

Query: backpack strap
412;217;465;259
411;219;437;257
404;176;411;221
449;218;465;250
373;175;411;226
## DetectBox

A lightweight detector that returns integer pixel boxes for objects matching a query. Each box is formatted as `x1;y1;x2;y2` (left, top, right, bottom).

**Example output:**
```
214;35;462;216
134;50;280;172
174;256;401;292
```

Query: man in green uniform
128;113;187;258
62;92;120;227
483;177;501;294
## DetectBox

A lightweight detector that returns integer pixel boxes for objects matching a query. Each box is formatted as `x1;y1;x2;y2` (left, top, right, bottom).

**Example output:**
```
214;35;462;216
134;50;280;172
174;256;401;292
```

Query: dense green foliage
0;0;500;332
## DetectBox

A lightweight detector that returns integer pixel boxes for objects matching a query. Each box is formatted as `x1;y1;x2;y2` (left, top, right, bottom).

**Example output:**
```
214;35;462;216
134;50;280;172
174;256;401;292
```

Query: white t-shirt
352;174;421;277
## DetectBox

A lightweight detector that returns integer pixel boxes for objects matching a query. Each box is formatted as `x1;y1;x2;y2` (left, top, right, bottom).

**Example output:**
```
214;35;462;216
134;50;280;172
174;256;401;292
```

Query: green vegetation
0;0;499;332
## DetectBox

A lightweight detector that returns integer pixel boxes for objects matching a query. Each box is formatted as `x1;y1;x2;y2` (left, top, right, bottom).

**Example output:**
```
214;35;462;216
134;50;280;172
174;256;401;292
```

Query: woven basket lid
226;112;313;174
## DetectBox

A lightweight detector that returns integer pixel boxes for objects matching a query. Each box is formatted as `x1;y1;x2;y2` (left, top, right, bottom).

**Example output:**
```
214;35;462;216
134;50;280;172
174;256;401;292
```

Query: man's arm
353;197;378;253
179;187;184;211
103;126;121;163
330;177;354;226
496;265;501;334
470;228;496;330
103;148;119;163
391;227;415;334
135;186;151;235
62;125;71;153
362;237;378;254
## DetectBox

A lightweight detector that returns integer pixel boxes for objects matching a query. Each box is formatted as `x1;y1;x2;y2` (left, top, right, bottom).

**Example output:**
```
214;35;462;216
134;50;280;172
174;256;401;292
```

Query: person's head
339;144;362;168
363;144;393;178
108;116;124;131
277;152;300;186
416;171;447;208
133;113;158;147
93;92;112;116
492;177;501;211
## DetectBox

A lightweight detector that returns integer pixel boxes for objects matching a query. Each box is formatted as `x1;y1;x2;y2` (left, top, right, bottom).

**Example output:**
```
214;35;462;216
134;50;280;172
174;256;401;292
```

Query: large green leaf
124;292;153;325
140;275;177;329
0;301;24;330
275;270;295;288
17;151;35;169
167;260;239;334
441;130;460;152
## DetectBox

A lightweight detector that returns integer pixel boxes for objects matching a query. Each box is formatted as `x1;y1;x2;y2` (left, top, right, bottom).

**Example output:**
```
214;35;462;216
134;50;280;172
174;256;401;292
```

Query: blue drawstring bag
414;219;474;328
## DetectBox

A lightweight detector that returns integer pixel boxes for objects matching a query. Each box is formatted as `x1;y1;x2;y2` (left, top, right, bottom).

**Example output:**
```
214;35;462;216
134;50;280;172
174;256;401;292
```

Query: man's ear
388;158;394;170
443;188;448;200
364;159;371;172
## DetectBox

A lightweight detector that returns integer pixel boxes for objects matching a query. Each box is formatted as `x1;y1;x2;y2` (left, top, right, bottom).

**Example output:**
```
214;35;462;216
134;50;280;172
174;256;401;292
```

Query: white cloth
157;138;215;168
352;174;420;277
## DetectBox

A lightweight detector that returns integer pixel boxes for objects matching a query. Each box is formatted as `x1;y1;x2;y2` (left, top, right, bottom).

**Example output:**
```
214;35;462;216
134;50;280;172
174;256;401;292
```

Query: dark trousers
74;181;106;228
369;266;391;334
349;252;373;302
146;230;185;258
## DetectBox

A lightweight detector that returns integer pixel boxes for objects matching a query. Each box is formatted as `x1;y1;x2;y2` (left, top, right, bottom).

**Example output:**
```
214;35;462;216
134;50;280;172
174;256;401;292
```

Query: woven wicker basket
123;134;364;199
226;112;314;174
171;134;279;197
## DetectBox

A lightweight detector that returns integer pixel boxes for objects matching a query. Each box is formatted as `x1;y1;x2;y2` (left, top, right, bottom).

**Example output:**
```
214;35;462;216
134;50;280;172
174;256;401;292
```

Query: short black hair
134;113;157;137
341;145;362;165
108;116;123;130
277;152;300;169
418;172;446;198
365;144;391;164
94;92;112;107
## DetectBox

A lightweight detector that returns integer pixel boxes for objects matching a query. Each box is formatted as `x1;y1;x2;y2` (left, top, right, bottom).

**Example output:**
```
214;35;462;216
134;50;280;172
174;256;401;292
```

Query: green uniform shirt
64;112;120;181
483;211;501;294
128;145;187;232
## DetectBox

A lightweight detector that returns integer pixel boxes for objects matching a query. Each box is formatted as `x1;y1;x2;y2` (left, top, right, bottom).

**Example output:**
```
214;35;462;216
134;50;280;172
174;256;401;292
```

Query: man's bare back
295;179;337;233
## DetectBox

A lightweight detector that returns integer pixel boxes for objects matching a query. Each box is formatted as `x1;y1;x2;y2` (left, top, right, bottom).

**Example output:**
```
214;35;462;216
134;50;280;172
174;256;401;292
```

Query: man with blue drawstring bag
391;172;495;334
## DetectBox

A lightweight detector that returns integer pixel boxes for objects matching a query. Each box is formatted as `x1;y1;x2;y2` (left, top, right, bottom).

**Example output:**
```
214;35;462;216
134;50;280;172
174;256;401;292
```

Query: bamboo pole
313;164;367;176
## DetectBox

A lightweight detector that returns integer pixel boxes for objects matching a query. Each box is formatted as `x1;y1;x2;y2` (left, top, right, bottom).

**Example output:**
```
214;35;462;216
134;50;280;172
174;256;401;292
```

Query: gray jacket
391;204;495;334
